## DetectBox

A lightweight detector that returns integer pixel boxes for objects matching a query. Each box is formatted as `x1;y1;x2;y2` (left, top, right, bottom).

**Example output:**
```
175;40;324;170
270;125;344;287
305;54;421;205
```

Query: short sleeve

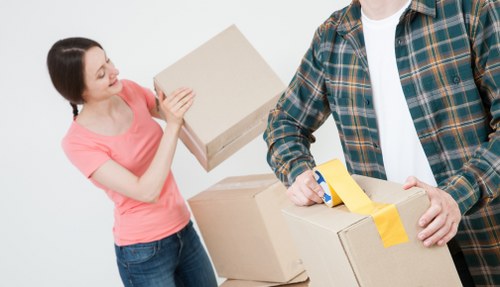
142;85;157;112
62;133;111;178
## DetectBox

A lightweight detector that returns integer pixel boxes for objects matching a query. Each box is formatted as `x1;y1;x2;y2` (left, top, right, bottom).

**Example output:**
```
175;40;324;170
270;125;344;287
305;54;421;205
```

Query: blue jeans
115;221;217;287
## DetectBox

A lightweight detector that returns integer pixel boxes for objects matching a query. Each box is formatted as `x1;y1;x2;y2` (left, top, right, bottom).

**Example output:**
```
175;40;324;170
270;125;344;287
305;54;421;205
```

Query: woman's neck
80;95;118;118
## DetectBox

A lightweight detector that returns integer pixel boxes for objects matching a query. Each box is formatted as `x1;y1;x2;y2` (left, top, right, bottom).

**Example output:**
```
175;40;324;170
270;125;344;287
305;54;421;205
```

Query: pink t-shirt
62;79;190;246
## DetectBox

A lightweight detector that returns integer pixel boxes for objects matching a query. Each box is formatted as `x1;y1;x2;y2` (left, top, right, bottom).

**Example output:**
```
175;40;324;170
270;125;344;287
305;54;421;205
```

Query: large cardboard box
188;174;304;282
154;25;284;171
282;175;461;287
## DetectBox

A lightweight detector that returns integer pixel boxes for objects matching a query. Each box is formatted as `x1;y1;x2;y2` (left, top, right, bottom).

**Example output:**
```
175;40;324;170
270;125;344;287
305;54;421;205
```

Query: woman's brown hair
47;37;103;117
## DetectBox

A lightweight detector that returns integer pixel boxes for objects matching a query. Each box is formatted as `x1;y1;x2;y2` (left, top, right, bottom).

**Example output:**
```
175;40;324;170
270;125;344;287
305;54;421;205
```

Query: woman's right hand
155;85;195;126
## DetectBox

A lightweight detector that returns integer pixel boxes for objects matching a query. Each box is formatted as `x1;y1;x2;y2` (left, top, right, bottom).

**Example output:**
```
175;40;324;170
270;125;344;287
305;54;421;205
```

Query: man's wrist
440;175;478;215
288;161;315;185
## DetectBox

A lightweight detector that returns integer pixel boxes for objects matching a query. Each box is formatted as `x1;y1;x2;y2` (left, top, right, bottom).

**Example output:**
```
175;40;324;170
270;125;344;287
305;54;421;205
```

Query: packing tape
314;159;409;248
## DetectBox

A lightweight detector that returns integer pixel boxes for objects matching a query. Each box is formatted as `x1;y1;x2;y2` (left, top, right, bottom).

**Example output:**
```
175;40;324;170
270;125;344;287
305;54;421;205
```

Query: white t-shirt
361;2;437;186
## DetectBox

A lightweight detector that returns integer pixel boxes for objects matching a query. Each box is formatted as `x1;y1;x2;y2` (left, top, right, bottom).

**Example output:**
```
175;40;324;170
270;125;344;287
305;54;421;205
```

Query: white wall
0;0;350;286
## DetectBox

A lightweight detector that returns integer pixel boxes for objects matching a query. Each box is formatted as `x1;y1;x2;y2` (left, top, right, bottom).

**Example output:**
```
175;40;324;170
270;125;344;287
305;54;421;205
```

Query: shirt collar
337;0;436;35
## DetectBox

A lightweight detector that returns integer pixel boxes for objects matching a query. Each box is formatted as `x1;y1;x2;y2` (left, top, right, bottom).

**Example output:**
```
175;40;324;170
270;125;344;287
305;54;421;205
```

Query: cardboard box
188;174;304;282
282;175;461;287
155;25;284;171
221;272;309;287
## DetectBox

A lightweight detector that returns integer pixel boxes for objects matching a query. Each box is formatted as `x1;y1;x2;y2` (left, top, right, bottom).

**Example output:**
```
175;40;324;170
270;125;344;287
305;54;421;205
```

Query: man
264;0;498;286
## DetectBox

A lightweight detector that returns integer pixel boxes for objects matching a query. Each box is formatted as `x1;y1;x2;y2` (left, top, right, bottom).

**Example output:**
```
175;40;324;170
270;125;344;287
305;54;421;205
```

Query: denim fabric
115;221;217;287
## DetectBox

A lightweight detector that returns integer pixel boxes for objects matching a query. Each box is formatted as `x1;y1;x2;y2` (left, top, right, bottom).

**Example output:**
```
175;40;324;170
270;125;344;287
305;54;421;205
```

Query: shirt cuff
287;160;315;186
440;174;479;215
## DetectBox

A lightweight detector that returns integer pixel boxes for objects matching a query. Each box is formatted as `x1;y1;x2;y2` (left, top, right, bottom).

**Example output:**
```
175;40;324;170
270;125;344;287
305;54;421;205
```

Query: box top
188;173;280;201
282;175;425;232
154;25;284;144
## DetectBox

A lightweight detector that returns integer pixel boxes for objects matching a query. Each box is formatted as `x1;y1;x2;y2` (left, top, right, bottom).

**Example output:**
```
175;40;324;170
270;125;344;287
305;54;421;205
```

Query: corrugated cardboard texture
221;272;309;287
282;175;462;287
188;174;303;282
155;25;284;171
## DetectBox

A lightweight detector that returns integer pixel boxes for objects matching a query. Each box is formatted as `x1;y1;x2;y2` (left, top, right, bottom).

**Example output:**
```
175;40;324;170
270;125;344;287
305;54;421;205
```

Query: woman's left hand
154;84;195;126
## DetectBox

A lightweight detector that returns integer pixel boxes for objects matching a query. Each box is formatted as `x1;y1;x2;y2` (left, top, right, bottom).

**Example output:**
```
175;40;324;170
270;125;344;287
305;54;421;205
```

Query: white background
0;0;350;286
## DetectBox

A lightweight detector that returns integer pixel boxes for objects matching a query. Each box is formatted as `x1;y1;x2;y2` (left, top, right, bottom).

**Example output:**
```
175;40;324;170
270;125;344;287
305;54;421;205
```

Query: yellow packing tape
315;159;409;248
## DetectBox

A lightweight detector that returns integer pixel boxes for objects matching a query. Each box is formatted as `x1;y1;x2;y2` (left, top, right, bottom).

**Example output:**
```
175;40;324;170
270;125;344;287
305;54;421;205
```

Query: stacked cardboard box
157;24;307;286
156;24;460;287
188;174;307;285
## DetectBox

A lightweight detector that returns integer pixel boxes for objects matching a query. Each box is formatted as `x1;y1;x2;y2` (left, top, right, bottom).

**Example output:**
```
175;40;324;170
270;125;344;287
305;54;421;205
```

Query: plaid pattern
264;0;499;285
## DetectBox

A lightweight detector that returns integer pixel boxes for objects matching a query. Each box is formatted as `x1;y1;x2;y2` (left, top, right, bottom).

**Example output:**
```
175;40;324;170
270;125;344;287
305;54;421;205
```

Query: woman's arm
91;87;195;203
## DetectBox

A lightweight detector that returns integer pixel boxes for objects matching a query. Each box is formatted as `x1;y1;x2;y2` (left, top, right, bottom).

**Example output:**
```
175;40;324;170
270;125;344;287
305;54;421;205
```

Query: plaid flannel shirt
264;0;499;285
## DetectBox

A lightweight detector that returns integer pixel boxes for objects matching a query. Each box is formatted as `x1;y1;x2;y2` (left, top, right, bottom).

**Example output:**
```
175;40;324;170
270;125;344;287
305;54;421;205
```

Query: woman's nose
110;66;119;77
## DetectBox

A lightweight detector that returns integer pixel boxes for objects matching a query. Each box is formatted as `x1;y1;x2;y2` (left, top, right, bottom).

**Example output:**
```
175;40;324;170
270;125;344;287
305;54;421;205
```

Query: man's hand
287;170;324;206
403;176;461;247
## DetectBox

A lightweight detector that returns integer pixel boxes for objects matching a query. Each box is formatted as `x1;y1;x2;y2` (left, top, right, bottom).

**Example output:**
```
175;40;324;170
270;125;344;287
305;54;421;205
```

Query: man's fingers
296;192;315;206
301;185;324;204
287;186;315;206
437;222;458;246
302;175;324;202
287;171;325;206
418;212;448;246
293;180;322;204
402;176;418;190
421;217;455;247
417;185;460;247
413;178;434;191
418;196;442;227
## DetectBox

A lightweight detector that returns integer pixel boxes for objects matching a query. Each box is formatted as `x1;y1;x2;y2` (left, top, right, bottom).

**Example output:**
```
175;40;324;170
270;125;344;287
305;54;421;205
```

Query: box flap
352;174;423;204
283;201;365;233
189;174;278;202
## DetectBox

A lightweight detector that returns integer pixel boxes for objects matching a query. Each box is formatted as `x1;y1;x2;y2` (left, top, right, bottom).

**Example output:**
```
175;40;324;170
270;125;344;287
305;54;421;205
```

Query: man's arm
403;0;499;248
264;26;331;187
442;0;499;215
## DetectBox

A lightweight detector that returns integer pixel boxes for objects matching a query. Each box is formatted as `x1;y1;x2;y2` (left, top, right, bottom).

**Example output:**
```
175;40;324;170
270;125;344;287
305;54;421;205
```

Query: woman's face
82;46;122;102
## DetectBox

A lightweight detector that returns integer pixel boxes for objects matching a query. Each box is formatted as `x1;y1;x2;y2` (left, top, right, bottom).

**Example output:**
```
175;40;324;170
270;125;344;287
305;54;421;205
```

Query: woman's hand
155;84;195;126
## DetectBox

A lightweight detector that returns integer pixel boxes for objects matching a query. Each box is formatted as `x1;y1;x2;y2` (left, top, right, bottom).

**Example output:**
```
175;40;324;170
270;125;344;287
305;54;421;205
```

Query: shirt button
365;99;370;106
397;38;404;46
453;76;461;84
373;142;379;149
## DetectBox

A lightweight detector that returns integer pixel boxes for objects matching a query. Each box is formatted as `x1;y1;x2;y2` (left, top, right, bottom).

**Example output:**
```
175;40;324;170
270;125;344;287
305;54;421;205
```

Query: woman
47;37;217;287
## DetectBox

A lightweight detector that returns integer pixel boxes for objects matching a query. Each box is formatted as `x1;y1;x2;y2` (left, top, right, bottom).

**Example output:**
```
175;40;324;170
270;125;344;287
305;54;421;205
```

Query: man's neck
360;0;410;20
